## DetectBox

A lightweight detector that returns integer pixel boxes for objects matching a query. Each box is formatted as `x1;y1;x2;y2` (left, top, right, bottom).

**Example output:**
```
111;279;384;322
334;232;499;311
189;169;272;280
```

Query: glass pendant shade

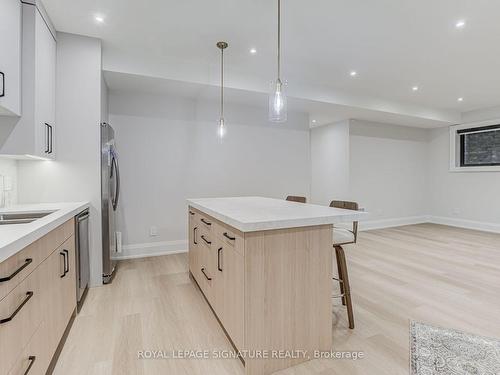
269;79;287;122
269;0;287;123
216;41;228;139
218;117;226;139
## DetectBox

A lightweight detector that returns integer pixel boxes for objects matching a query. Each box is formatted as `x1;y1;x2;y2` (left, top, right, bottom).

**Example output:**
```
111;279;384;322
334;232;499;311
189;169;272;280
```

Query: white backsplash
0;159;18;207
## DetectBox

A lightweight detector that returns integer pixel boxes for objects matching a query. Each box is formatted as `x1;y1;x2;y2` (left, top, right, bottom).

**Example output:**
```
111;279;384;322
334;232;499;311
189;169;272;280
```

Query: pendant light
269;0;287;122
217;41;228;138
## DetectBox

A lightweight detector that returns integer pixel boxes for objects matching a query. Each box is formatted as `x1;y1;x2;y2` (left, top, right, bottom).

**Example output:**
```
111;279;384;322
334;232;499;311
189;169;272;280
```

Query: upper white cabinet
0;0;22;116
34;2;56;158
0;1;57;159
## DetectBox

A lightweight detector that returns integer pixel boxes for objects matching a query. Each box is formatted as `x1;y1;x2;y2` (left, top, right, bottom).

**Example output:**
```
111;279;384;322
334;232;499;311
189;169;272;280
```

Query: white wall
310;120;350;205
428;125;500;232
108;91;311;258
17;33;104;286
349;121;430;228
0;159;18;206
310;120;430;228
310;117;499;232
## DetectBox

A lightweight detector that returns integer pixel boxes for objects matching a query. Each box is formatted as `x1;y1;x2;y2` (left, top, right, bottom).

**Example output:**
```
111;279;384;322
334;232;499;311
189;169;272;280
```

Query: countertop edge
187;199;366;233
0;202;90;263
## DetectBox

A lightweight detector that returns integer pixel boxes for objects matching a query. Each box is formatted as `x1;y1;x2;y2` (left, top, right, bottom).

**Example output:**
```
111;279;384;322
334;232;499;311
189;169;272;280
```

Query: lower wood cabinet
188;208;244;350
40;235;76;357
0;219;76;375
0;256;44;375
217;238;244;350
7;321;49;375
188;210;201;283
188;206;333;375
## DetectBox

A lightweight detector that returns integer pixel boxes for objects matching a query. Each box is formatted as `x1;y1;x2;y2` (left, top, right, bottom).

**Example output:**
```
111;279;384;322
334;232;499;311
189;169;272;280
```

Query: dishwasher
75;209;90;311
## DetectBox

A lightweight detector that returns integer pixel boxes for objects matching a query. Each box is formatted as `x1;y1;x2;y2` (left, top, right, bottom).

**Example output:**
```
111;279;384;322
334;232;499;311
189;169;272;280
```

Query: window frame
449;120;500;172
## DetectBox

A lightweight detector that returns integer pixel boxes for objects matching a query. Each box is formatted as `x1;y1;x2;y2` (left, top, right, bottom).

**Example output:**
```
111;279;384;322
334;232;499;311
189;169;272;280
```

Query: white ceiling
104;70;451;128
43;0;500;126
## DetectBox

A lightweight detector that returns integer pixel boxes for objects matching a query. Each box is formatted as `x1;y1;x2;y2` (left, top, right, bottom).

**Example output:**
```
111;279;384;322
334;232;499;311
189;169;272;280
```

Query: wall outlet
115;231;122;253
149;226;158;237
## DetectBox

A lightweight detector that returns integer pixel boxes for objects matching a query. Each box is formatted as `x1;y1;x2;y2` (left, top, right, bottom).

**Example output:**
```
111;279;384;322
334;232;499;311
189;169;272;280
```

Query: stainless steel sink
0;211;55;225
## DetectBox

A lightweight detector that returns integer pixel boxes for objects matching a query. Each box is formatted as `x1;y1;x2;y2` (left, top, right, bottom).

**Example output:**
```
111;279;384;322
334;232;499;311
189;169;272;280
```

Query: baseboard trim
113;240;188;260
428;216;500;234
113;216;498;260
359;216;430;231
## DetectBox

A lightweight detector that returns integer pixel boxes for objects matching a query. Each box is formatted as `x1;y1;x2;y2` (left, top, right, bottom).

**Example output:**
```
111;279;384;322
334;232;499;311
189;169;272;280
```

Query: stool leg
335;249;346;306
335;245;355;329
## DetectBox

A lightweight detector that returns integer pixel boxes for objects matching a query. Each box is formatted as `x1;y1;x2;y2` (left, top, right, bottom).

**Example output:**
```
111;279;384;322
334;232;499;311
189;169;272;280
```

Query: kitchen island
187;197;365;375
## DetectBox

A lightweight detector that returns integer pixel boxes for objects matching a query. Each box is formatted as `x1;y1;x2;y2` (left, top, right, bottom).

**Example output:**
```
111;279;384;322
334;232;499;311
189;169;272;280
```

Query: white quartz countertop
187;197;366;232
0;202;90;263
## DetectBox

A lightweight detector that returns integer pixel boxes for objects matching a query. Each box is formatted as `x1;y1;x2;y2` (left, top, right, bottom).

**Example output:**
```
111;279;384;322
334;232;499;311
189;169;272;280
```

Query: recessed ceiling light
412;86;419;91
94;15;105;23
350;71;357;77
457;97;464;102
311;119;317;123
455;20;466;29
249;48;257;54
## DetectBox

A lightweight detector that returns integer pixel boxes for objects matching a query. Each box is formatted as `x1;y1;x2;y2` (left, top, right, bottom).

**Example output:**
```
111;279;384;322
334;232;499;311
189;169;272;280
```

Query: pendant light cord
221;47;224;119
277;0;281;81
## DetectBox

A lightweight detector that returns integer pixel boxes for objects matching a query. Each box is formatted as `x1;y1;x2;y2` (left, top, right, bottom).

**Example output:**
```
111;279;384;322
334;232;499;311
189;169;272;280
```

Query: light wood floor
53;224;500;375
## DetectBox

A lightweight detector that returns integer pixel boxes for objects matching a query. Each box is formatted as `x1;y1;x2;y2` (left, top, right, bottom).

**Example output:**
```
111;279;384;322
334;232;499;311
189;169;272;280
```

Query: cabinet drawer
197;234;214;304
38;218;75;260
7;320;50;375
0;265;43;375
0;218;75;302
198;227;213;250
198;266;214;305
198;213;214;232
214;221;244;257
0;241;42;302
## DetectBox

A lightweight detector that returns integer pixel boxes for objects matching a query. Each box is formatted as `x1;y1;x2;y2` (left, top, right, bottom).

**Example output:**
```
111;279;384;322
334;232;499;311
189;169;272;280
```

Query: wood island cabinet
188;205;333;375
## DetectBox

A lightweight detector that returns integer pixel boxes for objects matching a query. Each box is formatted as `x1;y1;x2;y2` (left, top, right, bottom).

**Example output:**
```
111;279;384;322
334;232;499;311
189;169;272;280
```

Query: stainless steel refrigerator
101;122;120;284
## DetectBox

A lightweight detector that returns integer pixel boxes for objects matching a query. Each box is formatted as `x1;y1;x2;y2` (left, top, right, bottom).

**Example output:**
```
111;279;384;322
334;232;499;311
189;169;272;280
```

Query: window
449;121;500;172
458;124;500;167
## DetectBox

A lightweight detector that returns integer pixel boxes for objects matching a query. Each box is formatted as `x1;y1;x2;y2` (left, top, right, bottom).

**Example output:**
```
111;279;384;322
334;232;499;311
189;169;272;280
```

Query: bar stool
330;200;359;329
286;195;306;203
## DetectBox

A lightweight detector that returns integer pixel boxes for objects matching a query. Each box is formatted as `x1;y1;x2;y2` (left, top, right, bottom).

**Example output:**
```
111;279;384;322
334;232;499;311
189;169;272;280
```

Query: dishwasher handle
77;212;90;222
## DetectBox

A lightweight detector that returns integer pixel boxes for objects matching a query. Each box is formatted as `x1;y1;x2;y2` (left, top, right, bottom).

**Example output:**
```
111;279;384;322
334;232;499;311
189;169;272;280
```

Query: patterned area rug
410;321;500;375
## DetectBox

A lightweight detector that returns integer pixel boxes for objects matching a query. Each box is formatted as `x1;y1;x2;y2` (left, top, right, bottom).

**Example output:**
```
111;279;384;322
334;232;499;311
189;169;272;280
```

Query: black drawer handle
201;235;211;245
223;232;236;241
189;211;195;216
201;267;212;281
0;258;33;283
24;356;36;375
0;71;4;97
60;252;67;278
48;124;53;154
63;249;69;273
45;123;50;153
200;218;211;226
0;291;34;324
218;247;223;272
193;226;198;245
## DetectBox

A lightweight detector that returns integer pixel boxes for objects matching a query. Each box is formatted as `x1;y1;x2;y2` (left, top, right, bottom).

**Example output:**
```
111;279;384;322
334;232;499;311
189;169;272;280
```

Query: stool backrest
330;200;359;241
286;196;307;203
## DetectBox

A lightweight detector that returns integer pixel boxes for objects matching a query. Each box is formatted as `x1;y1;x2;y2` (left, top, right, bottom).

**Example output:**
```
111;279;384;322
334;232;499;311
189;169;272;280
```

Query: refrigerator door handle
111;154;120;211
